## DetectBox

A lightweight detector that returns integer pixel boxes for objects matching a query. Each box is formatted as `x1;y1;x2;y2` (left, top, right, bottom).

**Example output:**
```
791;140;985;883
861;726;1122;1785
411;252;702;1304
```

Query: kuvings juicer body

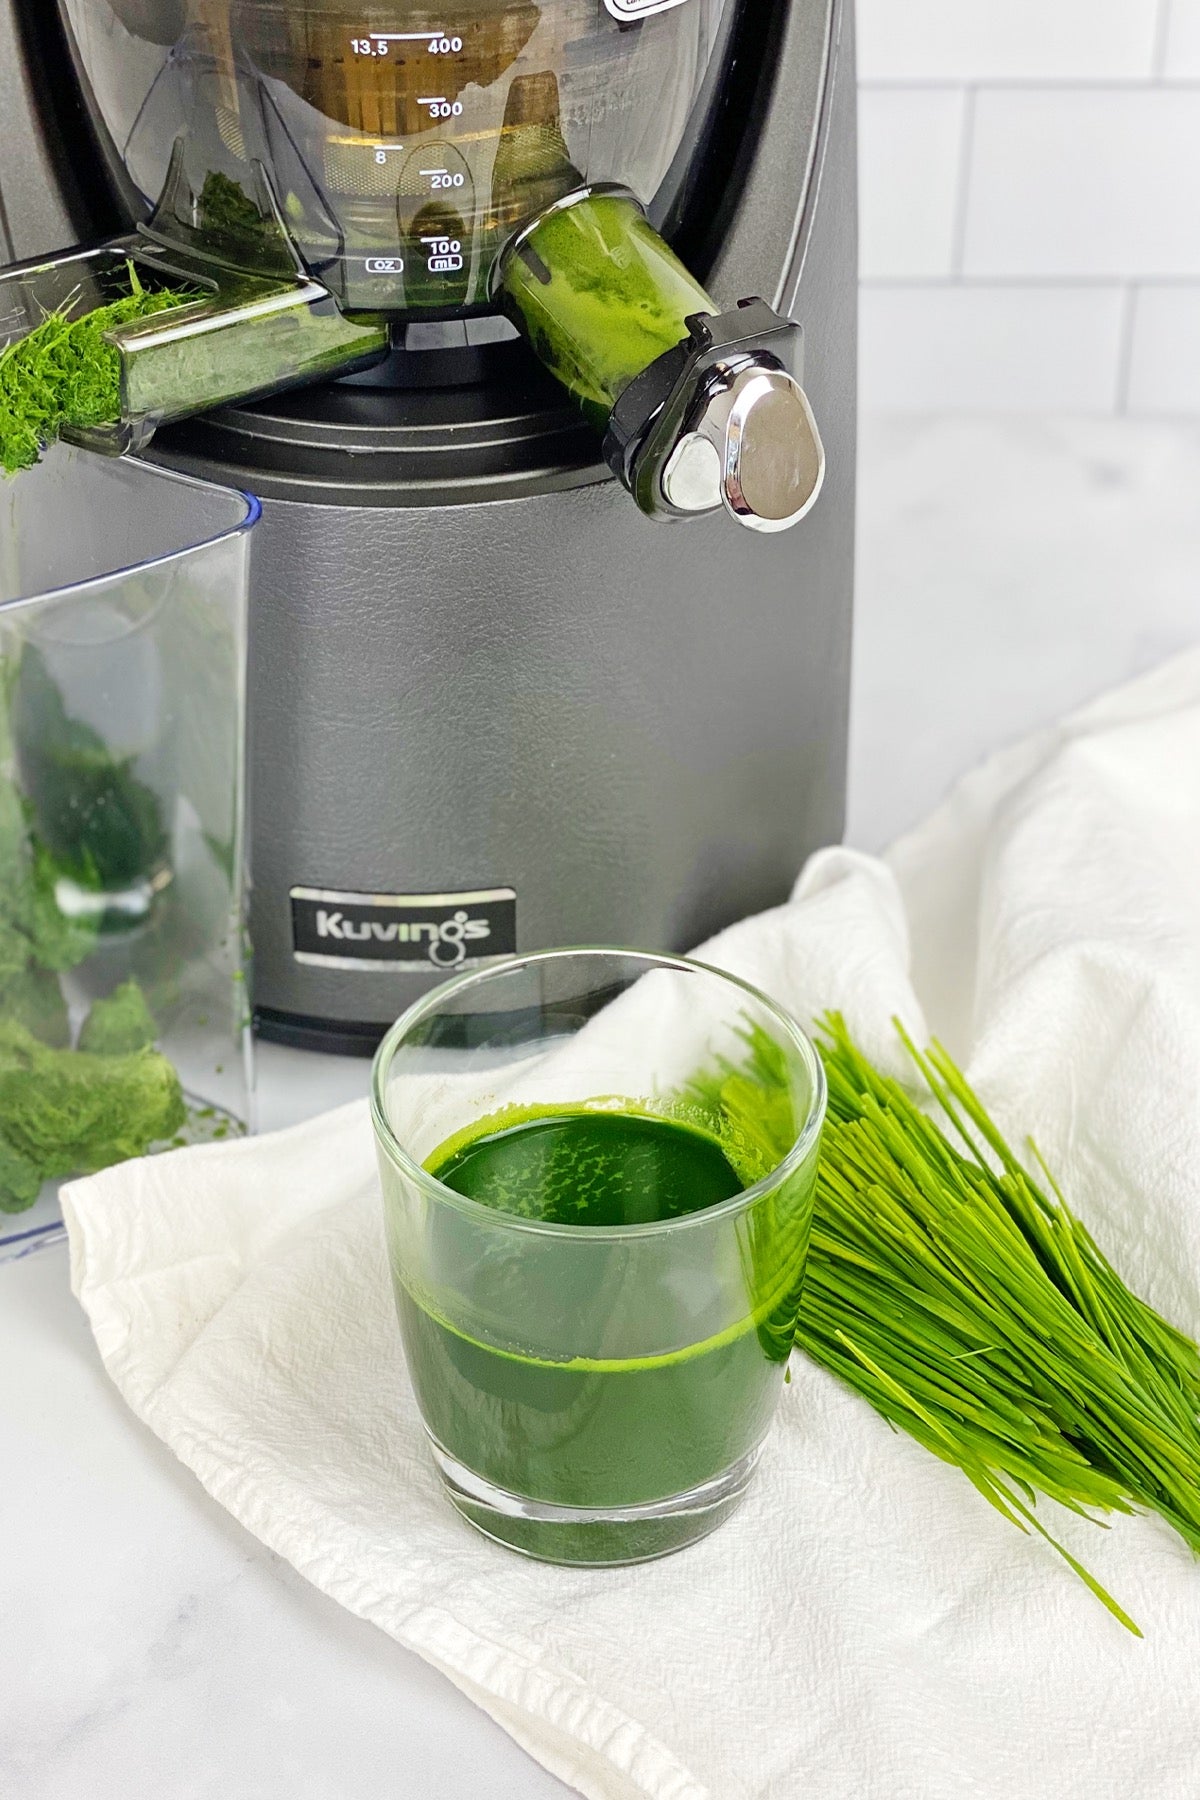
0;0;856;1052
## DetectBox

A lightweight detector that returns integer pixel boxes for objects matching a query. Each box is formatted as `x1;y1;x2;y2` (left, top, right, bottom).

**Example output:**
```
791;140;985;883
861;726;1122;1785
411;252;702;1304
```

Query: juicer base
254;1006;388;1058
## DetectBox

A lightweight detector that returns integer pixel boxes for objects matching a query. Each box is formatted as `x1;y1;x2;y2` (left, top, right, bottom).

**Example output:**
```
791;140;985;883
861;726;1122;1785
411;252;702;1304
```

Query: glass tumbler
372;948;826;1566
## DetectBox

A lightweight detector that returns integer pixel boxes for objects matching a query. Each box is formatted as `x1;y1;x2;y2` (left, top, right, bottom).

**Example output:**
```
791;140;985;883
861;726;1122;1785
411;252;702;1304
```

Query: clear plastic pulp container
0;446;257;1256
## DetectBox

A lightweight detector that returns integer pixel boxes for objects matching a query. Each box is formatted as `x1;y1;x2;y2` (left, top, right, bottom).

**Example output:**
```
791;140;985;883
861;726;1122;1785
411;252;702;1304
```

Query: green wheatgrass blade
685;1011;1200;1631
895;1029;1200;1529
0;265;195;475
832;1331;1142;1636
800;1255;1135;1512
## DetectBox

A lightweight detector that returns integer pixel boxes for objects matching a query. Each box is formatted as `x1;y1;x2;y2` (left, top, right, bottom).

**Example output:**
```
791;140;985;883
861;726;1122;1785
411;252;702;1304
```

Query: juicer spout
0;238;388;461
94;247;389;456
493;186;825;532
0;157;388;461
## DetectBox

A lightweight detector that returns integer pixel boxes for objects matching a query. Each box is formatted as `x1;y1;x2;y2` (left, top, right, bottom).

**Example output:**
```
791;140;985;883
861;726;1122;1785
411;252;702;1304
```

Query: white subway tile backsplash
964;88;1200;278
859;88;966;279
1164;0;1200;76
852;8;1200;409
859;285;1126;410
1127;286;1200;411
856;0;1160;83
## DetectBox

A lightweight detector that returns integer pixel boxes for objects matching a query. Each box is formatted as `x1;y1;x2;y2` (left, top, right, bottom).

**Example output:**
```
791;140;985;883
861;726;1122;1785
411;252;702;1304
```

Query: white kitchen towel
65;647;1200;1800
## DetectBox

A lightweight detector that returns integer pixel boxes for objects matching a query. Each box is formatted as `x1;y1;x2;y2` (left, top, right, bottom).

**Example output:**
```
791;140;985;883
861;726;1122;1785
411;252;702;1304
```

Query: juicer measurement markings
351;32;464;53
418;97;465;119
421;168;466;189
421;234;464;272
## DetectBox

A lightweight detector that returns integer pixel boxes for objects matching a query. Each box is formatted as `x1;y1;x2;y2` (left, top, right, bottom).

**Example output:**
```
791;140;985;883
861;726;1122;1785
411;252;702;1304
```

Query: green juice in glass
394;1104;804;1560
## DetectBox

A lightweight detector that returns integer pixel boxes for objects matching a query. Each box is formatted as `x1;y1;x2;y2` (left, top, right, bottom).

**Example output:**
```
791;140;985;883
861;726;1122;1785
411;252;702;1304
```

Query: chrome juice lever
606;299;826;532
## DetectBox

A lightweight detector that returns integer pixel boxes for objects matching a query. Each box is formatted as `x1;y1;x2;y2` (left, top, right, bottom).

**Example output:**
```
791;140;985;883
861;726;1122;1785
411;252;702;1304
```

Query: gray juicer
0;0;856;1053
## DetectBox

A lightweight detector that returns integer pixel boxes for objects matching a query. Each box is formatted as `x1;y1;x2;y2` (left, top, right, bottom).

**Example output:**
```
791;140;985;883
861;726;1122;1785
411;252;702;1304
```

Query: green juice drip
396;1108;791;1520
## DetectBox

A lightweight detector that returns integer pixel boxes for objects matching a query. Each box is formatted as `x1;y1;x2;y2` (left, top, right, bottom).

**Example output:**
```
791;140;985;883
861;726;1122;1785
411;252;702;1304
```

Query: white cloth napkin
65;649;1200;1800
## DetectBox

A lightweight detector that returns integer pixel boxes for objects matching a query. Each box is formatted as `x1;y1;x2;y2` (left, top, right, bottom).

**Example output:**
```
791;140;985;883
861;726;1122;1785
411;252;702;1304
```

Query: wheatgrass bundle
693;1013;1200;1633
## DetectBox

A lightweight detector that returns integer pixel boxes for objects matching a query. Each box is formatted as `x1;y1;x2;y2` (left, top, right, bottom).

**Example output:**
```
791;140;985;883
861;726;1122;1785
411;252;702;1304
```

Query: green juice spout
494;186;827;533
494;189;715;433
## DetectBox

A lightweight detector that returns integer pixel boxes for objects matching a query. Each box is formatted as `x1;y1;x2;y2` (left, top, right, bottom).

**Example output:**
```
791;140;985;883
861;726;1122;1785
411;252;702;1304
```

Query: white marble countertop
3;415;1199;1799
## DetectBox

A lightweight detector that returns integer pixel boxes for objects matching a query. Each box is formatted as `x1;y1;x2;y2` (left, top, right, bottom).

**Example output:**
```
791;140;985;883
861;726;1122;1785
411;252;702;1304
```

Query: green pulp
0;269;192;476
0;655;185;1210
399;1108;788;1518
11;645;167;896
498;193;714;431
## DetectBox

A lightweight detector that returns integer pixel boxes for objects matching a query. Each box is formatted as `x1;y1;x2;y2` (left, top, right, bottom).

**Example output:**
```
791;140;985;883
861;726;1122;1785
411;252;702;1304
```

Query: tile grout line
1115;284;1139;413
1152;0;1174;77
948;84;976;279
860;276;1200;291
856;77;1200;92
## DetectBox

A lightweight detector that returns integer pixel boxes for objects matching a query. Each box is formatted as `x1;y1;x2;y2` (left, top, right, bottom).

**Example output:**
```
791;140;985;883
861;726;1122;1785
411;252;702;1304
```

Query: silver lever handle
663;363;826;532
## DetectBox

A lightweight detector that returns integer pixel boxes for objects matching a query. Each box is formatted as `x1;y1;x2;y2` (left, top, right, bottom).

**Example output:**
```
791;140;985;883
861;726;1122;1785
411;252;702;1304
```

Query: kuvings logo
314;905;490;968
290;887;517;972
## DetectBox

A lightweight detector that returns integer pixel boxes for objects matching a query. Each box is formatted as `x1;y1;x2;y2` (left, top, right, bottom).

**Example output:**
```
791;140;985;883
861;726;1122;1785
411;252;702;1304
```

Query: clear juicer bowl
0;446;257;1255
